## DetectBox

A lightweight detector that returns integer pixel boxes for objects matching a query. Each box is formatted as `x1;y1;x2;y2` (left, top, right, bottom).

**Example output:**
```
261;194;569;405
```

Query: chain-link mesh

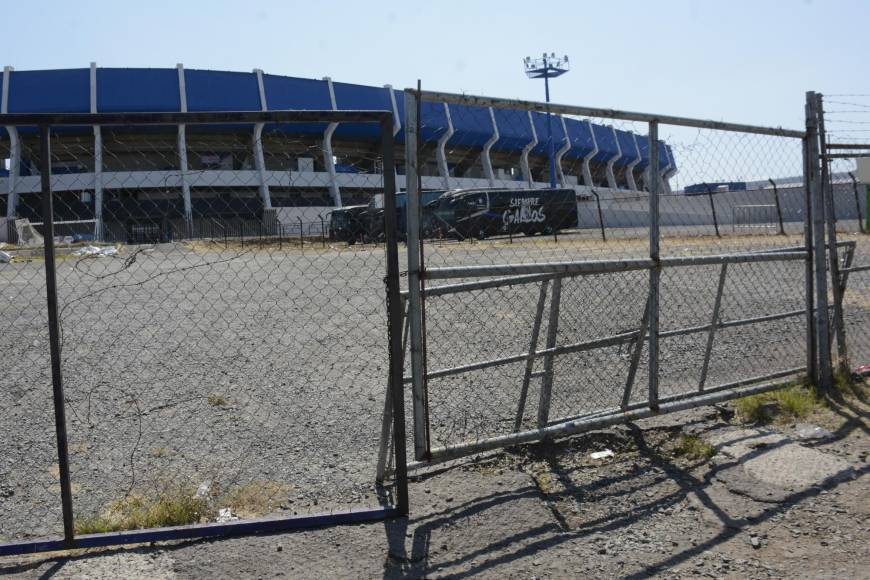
0;116;403;542
0;135;60;538
408;93;809;456
820;94;870;371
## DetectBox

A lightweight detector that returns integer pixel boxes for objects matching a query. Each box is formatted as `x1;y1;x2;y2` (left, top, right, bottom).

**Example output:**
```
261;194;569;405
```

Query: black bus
328;205;369;243
429;188;578;240
364;190;446;242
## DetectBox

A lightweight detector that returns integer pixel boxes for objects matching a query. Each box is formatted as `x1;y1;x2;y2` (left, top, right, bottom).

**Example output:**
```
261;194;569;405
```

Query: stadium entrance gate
0;110;408;555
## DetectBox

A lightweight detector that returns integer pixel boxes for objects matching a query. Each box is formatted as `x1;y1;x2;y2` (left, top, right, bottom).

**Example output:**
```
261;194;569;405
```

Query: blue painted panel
562;118;595;159
263;74;330;110
8;69;89;113
420;101;448;142
447;103;494;148
333;81;392;111
185;69;260;112
491;108;534;152
392;89;406;143
263;74;331;135
530;111;566;155
591;124;618;163
615;130;639;167
98;68;180;112
332;81;392;140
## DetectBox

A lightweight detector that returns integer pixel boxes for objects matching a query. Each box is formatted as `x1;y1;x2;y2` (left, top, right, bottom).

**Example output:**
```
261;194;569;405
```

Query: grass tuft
75;488;211;534
207;393;228;407
772;386;816;419
832;368;868;401
734;382;818;424
673;434;716;461
734;393;774;424
217;480;292;518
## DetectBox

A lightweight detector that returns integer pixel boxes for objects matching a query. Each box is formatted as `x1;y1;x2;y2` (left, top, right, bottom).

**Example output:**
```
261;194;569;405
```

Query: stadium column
435;102;453;190
664;146;678;193
520;111;538;187
322;77;342;208
625;133;641;192
176;64;193;233
554;115;571;187
90;62;104;241
605;126;622;189
581;119;598;188
253;69;272;210
481;107;499;187
385;84;401;137
659;145;674;195
2;66;20;221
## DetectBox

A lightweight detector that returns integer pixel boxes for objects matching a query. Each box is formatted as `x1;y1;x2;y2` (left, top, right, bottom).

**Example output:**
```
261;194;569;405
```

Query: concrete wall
576;183;866;232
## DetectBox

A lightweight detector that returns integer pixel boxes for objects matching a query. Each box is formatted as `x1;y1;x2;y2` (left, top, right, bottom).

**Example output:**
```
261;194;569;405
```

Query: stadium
0;64;675;243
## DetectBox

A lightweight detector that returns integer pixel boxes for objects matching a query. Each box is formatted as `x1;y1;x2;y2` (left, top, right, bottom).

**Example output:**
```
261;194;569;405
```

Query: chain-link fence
1;88;860;555
400;90;815;464
0;110;408;552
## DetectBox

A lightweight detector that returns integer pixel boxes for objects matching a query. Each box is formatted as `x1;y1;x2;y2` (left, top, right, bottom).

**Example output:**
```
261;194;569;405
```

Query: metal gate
395;89;832;468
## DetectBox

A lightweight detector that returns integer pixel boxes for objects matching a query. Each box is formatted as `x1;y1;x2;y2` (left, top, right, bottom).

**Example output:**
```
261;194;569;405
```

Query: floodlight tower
524;53;570;188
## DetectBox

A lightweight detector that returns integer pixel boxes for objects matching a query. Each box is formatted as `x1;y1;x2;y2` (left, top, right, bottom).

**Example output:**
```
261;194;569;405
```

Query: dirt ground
0;386;866;579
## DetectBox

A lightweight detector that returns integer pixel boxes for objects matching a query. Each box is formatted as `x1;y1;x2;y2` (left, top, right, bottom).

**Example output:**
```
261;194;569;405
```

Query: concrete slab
707;428;855;501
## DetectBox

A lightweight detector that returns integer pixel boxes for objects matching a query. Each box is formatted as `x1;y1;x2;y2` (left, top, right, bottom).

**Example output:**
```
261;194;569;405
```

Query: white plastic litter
15;219;43;247
793;423;833;441
590;449;615;460
216;508;239;523
194;481;212;498
0;251;10;263
72;245;118;257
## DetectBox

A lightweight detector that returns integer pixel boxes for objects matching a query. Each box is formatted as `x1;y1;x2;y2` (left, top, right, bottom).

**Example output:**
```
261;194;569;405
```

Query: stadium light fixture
524;53;570;188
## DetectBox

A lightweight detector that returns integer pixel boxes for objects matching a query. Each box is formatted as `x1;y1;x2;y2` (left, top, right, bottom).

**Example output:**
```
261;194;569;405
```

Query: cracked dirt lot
0;391;867;579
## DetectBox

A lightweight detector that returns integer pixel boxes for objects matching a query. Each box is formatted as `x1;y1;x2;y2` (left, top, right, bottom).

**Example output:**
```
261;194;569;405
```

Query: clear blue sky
2;0;867;132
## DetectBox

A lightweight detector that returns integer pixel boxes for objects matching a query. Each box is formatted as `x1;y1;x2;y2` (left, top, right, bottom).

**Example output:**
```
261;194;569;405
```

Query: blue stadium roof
2;67;672;168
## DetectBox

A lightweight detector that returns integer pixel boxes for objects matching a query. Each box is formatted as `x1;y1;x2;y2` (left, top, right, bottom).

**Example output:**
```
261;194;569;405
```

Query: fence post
698;263;728;391
768;178;786;235
802;136;817;382
404;89;430;460
592;189;606;241
515;279;550;431
39;125;76;546
648;121;661;410
705;184;721;238
848;172;865;233
380;117;409;515
319;214;326;247
807;91;833;389
816;93;849;376
537;277;562;428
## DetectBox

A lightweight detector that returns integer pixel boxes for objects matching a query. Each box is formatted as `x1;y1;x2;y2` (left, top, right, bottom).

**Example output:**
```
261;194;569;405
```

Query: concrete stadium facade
0;64;676;241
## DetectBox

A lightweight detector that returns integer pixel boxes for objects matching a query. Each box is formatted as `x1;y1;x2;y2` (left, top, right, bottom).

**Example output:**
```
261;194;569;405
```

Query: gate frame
402;88;819;465
0;109;408;556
